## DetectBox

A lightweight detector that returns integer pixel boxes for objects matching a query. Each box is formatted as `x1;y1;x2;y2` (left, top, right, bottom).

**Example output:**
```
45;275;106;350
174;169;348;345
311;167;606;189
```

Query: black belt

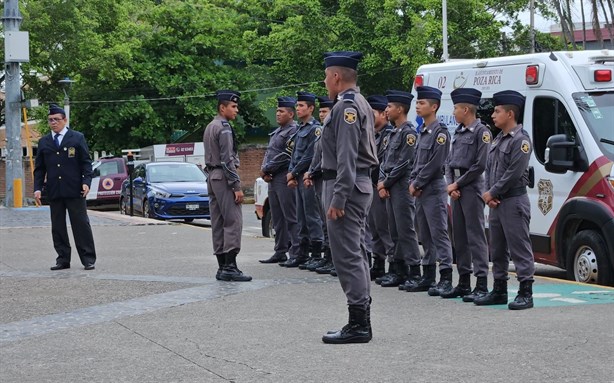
322;168;371;180
452;168;468;178
205;165;222;171
499;187;527;200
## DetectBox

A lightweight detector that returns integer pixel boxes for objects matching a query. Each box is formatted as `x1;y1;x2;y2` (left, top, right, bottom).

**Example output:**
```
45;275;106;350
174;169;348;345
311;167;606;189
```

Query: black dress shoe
259;254;287;264
282;257;308;268
50;264;70;271
84;264;95;270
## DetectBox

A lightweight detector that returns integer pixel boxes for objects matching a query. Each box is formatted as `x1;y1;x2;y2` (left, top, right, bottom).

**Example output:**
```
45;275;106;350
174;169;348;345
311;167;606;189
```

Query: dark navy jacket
34;129;93;200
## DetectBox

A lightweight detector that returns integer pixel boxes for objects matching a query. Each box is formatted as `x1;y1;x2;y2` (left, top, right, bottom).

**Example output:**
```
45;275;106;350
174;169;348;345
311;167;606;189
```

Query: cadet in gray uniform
365;95;395;280
203;90;251;282
377;91;422;289
319;51;378;344
475;90;535;310
259;97;300;264
441;88;491;300
282;92;324;268
408;86;453;295
304;96;335;274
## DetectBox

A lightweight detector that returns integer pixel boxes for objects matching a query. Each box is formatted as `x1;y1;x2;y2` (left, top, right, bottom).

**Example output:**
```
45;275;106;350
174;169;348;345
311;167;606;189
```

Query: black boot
381;260;407;287
215;254;225;280
399;265;422;291
474;279;508;305
306;242;327;271
259;252;287;264
406;264;436;292
462;276;488;302
300;241;323;270
508;280;534;310
370;256;386;280
428;268;454;296
375;261;396;285
315;248;335;274
441;273;472;299
322;305;372;344
285;240;309;268
219;252;252;282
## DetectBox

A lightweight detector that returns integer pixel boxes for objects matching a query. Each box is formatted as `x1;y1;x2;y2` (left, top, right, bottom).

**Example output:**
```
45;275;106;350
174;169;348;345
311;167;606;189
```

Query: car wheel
143;200;154;219
566;230;613;285
262;208;275;238
184;218;194;223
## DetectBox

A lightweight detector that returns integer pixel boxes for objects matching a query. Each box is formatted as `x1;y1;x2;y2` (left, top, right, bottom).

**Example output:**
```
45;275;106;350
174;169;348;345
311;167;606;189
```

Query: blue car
119;162;210;222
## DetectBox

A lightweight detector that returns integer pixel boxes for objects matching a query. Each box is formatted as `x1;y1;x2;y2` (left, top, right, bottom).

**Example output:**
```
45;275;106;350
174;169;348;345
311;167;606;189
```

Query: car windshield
148;163;206;183
573;91;614;161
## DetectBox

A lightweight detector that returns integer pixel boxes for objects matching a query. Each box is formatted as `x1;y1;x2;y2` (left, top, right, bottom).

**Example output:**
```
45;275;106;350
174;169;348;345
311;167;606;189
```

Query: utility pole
442;0;449;62
530;0;536;53
3;0;29;207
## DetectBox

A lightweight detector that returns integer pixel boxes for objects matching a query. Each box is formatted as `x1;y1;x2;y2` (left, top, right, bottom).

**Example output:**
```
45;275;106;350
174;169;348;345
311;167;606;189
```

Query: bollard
13;179;23;208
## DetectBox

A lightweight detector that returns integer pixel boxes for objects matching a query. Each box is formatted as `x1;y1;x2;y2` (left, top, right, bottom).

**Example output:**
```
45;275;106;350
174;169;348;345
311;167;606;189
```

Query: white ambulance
409;50;614;286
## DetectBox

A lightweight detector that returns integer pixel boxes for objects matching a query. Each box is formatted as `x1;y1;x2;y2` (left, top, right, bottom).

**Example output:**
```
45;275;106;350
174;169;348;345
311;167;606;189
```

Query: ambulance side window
532;97;578;163
97;161;120;177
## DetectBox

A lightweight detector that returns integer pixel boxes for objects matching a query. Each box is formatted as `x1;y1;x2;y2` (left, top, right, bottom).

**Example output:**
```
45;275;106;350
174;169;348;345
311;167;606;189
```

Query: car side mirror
93;168;100;177
544;134;588;173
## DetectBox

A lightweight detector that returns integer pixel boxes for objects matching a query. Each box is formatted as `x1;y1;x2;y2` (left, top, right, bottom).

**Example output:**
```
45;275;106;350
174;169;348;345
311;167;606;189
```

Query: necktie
54;133;60;148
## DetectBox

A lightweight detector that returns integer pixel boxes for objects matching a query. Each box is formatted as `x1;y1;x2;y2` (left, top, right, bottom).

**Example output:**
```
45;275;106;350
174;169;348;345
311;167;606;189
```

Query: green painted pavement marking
485;283;614;309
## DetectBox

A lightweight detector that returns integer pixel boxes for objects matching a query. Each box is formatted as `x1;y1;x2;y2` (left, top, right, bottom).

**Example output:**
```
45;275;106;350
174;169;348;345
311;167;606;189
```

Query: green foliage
18;0;563;153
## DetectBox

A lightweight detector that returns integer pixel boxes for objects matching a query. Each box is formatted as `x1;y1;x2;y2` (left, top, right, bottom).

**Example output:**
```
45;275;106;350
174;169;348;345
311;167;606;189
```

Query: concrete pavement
0;205;613;382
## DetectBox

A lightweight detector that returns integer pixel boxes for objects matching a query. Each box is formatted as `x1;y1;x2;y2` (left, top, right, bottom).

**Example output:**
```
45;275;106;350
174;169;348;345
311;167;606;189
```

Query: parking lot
1;204;613;382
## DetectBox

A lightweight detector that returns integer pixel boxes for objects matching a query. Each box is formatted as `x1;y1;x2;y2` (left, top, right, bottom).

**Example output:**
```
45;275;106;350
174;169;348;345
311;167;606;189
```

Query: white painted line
571;290;614;295
550;298;587;304
533;293;561;298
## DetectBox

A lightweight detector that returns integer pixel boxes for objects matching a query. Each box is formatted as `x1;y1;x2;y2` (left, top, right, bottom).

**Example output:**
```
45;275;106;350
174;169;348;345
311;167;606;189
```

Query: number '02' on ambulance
408;50;614;286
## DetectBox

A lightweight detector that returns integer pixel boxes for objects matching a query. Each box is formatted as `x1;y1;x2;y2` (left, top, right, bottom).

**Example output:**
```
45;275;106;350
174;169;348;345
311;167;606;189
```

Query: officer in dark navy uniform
475;90;535;310
408;86;454;296
319;51;378;344
376;91;421;289
442;88;491;300
365;95;394;280
34;104;97;270
303;96;335;274
259;97;300;264
282;92;324;268
203;90;251;282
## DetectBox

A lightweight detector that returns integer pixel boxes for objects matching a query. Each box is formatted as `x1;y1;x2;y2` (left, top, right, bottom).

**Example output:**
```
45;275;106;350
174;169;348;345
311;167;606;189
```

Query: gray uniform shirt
321;87;378;209
289;118;320;179
445;118;491;188
379;121;418;188
262;121;298;175
485;124;532;198
409;120;450;190
203;115;241;191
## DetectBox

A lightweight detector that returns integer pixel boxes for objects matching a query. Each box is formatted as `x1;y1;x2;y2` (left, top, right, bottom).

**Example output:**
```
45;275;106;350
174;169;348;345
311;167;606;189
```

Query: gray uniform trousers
269;175;300;257
324;176;372;307
451;184;489;277
386;179;421;266
207;169;242;255
297;180;324;243
489;194;535;282
415;178;453;269
368;185;394;260
314;178;329;249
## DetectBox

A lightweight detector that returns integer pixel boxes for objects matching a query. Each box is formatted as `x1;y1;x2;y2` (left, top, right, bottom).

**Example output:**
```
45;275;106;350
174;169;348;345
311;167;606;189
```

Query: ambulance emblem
102;178;114;190
407;134;416;146
537;179;553;215
344;108;357;124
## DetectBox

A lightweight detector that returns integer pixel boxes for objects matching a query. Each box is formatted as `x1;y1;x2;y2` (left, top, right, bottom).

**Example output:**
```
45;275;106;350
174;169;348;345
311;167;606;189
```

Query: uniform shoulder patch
221;121;231;128
344;108;357;124
482;131;491;143
315;127;322;137
521;140;530;154
383;135;389;148
407;134;417;146
436;132;447;145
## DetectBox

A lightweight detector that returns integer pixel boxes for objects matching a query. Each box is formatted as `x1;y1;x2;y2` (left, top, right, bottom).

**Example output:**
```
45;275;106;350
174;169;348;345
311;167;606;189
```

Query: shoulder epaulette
343;93;355;102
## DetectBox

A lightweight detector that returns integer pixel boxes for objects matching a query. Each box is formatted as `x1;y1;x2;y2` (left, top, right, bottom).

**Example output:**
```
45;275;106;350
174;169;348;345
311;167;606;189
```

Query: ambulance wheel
184;218;194;223
567;230;613;285
262;208;274;238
